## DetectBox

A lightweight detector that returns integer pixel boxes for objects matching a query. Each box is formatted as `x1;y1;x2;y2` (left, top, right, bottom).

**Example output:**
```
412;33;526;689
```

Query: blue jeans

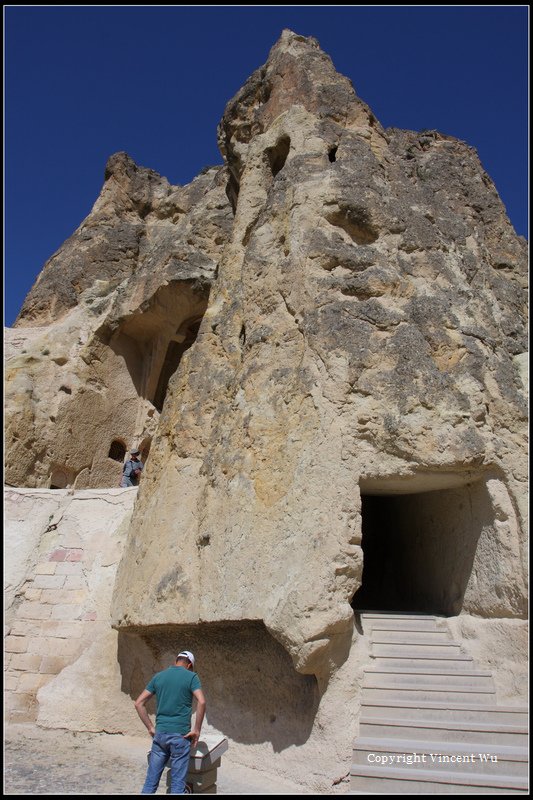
142;732;191;794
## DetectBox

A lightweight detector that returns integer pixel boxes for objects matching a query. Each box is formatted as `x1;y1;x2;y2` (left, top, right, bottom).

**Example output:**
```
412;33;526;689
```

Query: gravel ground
4;724;317;795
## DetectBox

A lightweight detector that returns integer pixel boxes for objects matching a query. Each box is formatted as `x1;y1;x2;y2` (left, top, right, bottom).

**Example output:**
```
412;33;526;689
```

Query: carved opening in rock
49;466;74;489
153;317;202;413
105;281;209;417
352;480;489;616
117;621;319;750
225;172;240;215
108;440;126;462
328;146;338;163
267;136;291;177
261;81;272;104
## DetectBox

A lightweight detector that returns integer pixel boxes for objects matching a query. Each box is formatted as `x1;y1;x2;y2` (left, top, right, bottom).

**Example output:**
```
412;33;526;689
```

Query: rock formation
6;154;232;488
110;30;528;671
5;29;528;791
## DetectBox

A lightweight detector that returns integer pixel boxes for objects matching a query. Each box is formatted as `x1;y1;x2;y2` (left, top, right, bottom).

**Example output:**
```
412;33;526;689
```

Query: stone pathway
4;724;314;795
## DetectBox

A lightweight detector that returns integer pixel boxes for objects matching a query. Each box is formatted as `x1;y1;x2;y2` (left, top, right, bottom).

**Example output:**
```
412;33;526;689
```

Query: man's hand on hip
184;730;200;748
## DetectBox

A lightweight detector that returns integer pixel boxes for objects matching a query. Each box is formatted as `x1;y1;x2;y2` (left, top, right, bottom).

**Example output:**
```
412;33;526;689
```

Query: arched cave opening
153;318;202;413
351;482;488;617
225;172;240;215
108;439;126;462
49;465;74;490
103;281;209;418
267;136;291;177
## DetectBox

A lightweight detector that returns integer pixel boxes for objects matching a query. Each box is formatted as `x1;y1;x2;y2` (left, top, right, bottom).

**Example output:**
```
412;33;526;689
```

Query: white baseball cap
177;650;195;667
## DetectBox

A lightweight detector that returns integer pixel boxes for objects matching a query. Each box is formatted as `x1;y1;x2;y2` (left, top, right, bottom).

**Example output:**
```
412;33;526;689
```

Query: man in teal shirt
135;650;206;794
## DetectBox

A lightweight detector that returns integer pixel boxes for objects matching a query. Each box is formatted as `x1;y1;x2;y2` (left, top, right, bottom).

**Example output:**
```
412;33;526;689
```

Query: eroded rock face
110;31;528;677
5;155;233;488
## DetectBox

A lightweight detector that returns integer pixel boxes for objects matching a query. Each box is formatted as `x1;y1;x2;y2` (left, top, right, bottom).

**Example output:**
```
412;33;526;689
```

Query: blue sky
4;6;528;326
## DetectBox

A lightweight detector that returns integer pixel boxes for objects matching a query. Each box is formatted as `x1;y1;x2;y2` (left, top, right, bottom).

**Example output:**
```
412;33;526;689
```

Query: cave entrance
351;478;486;616
153;317;202;412
104;281;209;414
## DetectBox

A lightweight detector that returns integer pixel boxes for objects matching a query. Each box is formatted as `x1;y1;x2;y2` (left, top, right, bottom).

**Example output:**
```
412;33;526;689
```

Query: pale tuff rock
110;30;527;676
15;152;229;327
5;155;233;489
446;614;528;703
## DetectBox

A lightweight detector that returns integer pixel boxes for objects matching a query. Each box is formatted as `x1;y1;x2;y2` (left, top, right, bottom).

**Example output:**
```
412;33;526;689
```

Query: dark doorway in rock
108;439;126;462
153;318;202;413
267;136;290;177
351;483;487;616
49;466;73;490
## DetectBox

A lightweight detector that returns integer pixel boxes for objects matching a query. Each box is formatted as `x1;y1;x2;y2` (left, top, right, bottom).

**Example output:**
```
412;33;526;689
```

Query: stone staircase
350;613;528;794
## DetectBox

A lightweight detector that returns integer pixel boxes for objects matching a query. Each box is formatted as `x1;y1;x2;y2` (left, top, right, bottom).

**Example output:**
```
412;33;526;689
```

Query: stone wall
4;487;136;722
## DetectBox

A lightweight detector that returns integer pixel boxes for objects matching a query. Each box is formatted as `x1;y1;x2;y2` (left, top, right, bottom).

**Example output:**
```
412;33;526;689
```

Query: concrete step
350;763;528;793
360;613;437;620
369;629;452;643
365;664;491;676
371;634;458;646
359;716;529;747
352;737;528;777
361;618;443;632
364;668;494;690
372;643;465;659
360;700;528;724
363;686;497;704
188;757;221;775
371;655;475;671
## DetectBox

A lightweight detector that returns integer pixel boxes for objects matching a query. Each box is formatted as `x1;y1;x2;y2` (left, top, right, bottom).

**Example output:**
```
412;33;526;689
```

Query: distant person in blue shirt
120;448;144;487
135;650;207;794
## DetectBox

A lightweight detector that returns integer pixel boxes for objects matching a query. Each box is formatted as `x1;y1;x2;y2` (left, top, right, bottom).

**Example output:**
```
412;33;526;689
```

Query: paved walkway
5;724;319;795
